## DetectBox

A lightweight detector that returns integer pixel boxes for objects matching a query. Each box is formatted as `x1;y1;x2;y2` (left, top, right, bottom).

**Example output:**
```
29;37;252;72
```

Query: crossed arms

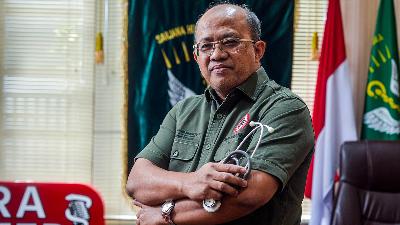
126;158;279;225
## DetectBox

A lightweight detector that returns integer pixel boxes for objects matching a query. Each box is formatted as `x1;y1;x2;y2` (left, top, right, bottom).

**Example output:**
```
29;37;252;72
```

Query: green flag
126;0;294;173
362;0;400;140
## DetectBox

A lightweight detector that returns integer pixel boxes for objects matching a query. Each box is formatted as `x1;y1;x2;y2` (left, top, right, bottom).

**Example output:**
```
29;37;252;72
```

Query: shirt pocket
168;137;199;172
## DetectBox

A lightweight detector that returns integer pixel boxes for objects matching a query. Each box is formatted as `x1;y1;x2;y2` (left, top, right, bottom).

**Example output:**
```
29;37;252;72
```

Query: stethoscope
202;121;275;212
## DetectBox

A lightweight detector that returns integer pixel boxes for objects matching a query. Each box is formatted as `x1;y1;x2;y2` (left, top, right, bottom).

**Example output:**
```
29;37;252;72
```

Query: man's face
194;5;265;98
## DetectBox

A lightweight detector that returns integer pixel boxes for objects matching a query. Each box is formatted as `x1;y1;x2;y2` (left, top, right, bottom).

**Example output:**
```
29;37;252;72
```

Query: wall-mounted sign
0;182;105;225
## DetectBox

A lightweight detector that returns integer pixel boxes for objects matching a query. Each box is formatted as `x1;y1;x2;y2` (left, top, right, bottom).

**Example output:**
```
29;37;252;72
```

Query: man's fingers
133;199;144;208
205;189;224;200
213;171;248;188
135;209;142;225
210;180;241;196
213;163;247;174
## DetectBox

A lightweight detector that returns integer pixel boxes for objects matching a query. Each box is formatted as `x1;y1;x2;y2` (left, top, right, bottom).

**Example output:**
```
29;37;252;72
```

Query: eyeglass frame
193;37;256;56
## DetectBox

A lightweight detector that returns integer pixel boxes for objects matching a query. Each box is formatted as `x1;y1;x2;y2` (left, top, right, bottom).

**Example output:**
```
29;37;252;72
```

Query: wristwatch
161;200;176;225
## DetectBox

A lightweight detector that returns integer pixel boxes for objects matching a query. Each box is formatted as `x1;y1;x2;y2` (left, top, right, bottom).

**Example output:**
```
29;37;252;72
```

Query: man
126;3;314;225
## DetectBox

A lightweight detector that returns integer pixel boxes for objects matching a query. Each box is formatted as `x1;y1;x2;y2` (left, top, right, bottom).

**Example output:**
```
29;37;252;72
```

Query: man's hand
134;200;168;225
182;162;248;201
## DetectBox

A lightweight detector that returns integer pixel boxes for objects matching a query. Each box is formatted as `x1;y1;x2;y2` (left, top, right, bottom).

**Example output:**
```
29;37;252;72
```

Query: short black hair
194;1;261;41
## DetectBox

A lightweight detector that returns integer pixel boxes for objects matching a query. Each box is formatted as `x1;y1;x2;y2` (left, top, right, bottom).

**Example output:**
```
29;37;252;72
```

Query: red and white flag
305;0;357;224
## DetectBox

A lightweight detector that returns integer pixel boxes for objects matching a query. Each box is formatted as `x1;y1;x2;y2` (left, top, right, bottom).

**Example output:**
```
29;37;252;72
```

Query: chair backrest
331;140;400;225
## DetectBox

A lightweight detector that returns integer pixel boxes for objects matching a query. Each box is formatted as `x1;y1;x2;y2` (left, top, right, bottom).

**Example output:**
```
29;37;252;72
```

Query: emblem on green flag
362;0;400;139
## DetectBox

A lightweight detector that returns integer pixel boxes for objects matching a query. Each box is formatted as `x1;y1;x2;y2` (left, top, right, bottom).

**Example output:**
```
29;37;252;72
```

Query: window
292;0;328;114
0;0;95;182
292;0;328;221
0;0;133;221
92;0;134;220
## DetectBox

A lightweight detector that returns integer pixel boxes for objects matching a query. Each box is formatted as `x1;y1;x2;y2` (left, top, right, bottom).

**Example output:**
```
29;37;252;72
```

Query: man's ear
193;51;199;63
254;41;266;62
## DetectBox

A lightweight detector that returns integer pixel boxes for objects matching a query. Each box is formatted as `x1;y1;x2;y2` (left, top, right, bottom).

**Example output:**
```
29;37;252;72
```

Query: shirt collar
205;88;222;104
236;67;269;101
204;66;269;102
204;87;213;102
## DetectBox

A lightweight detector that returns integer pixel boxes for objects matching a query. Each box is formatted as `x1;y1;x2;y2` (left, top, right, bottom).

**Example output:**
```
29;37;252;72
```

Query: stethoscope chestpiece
222;149;251;180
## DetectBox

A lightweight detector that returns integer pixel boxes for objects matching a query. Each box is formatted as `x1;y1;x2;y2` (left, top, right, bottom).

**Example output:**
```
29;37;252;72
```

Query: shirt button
205;144;211;150
172;151;179;157
216;114;223;119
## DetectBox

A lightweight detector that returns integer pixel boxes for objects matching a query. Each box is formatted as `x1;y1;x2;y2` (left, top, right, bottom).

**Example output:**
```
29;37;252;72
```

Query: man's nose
210;44;228;60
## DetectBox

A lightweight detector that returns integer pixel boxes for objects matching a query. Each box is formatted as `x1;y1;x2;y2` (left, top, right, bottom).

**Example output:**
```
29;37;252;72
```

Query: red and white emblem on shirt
233;113;250;134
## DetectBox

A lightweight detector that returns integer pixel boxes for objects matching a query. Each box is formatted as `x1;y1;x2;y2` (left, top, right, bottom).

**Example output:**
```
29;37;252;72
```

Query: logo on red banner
233;113;250;134
0;182;105;225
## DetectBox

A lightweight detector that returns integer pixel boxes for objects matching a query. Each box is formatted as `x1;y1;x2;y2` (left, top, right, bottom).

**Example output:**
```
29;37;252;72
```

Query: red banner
0;181;105;225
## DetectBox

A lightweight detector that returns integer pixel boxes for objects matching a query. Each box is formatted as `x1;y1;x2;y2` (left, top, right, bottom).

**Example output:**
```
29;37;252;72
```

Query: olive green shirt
136;67;314;225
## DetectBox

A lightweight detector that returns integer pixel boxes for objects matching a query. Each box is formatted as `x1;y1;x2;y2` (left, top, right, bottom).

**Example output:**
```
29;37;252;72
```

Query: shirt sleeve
247;95;315;190
134;103;179;169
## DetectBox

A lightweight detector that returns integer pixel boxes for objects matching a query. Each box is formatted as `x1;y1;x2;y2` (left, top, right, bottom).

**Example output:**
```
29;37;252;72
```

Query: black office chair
331;140;400;225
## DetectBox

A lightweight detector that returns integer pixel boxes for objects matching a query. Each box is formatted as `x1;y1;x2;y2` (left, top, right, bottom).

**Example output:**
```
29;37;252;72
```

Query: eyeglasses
193;37;255;56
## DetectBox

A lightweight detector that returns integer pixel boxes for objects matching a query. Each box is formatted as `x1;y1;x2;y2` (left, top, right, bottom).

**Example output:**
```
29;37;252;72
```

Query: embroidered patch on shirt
233;113;250;134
